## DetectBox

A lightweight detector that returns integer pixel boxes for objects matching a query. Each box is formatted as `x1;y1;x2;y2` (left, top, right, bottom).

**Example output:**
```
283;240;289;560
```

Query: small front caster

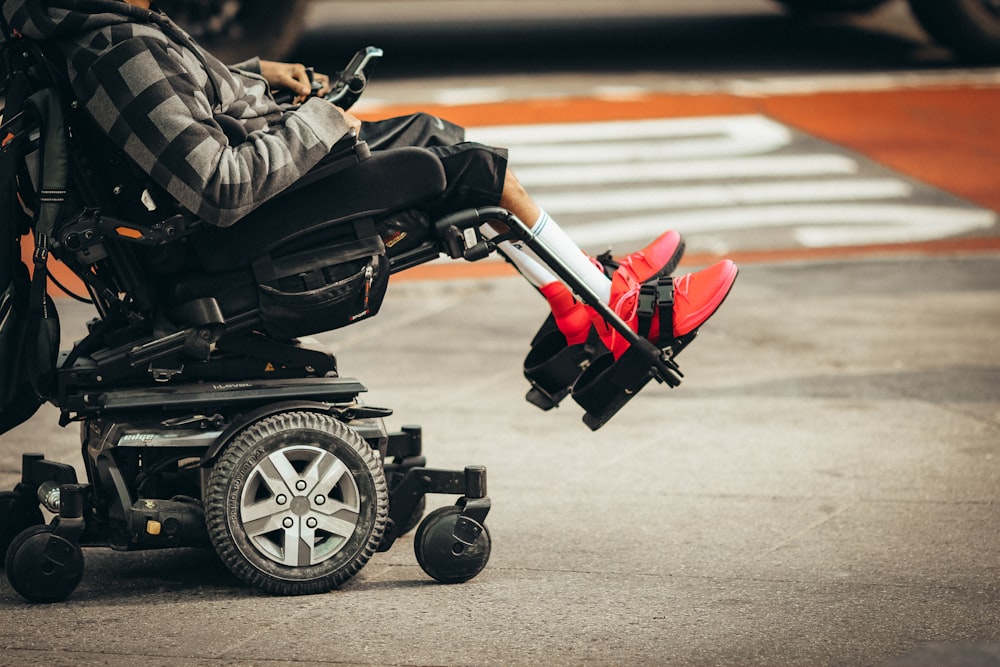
5;525;85;603
414;505;491;584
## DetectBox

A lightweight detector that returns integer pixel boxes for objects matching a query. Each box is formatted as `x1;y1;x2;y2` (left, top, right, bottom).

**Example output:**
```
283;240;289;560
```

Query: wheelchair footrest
573;338;687;431
523;317;693;429
523;330;601;411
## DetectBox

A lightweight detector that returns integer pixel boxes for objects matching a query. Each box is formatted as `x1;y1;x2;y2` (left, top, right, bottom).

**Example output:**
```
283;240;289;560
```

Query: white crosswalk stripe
467;115;997;250
512;154;859;187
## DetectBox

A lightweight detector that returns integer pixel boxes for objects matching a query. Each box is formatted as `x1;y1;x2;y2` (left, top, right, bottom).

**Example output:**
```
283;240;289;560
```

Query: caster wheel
205;411;388;595
414;506;491;584
5;525;85;603
0;491;44;565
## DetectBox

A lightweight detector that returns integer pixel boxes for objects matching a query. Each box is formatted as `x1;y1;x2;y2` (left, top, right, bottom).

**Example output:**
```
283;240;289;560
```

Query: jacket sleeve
228;56;262;74
77;38;350;227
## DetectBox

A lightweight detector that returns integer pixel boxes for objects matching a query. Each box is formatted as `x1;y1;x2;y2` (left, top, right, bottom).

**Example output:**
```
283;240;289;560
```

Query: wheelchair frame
0;35;684;602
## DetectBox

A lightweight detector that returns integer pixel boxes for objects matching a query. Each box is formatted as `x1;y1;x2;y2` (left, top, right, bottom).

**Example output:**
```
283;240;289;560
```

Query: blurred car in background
160;0;1000;64
775;0;1000;62
158;0;311;63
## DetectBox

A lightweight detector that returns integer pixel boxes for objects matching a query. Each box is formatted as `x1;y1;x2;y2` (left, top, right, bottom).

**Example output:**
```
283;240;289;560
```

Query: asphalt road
1;254;998;666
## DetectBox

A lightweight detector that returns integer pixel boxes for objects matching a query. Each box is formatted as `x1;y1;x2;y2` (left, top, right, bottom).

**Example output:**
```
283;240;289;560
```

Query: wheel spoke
257;451;300;494
285;525;310;567
243;510;292;538
305;455;349;498
241;496;286;524
312;509;360;540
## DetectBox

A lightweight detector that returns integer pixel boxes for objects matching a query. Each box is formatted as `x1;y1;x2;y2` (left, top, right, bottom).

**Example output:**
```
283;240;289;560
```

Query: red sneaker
540;231;686;345
671;259;739;338
595;259;738;357
620;230;686;283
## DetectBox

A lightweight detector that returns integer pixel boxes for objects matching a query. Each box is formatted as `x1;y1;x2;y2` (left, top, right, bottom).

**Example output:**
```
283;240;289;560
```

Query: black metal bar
379;466;490;553
386;424;422;459
21;453;78;487
65;376;367;414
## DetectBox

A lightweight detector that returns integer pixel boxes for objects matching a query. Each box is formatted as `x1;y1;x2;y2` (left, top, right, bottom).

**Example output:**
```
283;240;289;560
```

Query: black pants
359;114;509;251
279;113;508;256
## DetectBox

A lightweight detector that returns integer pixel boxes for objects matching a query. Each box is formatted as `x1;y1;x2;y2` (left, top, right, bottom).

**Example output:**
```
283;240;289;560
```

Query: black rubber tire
774;0;891;14
159;0;311;62
5;525;85;603
0;491;45;567
414;506;491;584
204;411;388;595
908;0;1000;63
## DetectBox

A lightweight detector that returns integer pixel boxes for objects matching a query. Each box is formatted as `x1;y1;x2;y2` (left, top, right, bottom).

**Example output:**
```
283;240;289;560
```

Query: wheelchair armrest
288;131;371;192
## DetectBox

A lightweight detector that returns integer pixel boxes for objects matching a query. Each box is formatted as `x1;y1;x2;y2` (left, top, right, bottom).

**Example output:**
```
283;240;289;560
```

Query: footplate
524;330;599;410
572;336;686;430
523;317;696;430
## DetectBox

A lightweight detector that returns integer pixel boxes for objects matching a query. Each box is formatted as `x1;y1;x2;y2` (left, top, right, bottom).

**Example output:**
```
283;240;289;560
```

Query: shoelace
672;273;692;312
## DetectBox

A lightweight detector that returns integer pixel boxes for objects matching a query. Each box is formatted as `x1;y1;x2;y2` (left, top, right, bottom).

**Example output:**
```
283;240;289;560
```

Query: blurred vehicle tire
908;0;1000;62
161;0;1000;65
774;0;891;12
158;0;310;62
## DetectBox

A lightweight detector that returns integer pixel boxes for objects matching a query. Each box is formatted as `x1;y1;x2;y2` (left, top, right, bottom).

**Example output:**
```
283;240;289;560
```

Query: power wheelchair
0;34;689;603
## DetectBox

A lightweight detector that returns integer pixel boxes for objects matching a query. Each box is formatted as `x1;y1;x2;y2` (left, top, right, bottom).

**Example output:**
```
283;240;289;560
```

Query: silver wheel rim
239;444;361;567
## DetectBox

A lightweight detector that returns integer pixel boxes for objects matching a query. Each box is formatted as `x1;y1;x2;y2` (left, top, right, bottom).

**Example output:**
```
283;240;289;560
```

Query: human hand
335;106;363;136
259;60;314;103
310;70;332;98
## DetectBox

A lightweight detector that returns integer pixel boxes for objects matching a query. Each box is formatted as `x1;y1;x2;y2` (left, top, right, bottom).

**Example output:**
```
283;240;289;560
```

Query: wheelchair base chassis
2;375;491;601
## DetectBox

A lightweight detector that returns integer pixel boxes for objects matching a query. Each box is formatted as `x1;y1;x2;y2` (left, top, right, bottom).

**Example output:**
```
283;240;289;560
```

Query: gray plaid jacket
4;0;350;226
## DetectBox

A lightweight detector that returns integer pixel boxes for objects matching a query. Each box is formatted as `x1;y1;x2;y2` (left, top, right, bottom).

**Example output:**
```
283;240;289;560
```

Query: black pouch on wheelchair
253;234;389;340
0;260;60;435
523;321;611;411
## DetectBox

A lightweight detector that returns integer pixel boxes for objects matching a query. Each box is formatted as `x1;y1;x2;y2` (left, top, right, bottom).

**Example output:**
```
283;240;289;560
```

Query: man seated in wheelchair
3;0;737;408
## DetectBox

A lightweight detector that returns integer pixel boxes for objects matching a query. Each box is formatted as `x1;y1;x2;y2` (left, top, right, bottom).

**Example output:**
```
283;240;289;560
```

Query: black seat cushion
192;147;447;272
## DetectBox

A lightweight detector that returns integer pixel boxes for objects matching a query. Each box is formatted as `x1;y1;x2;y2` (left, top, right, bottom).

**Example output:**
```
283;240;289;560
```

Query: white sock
530;210;611;302
481;225;558;288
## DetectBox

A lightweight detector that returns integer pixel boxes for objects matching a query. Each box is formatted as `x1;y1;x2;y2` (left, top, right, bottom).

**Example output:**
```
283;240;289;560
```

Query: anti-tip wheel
414;505;491;584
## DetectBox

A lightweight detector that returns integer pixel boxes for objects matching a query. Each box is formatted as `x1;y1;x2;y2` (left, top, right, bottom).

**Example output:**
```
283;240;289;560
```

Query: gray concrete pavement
0;252;998;666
